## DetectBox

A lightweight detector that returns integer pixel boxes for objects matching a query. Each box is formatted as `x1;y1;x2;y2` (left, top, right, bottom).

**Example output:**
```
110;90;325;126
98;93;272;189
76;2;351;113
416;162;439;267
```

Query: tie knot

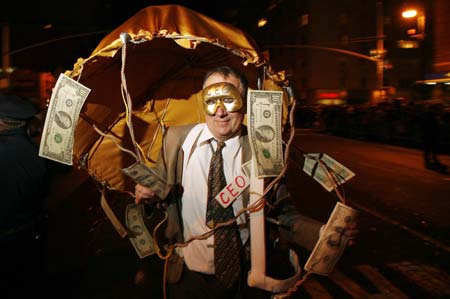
215;140;226;152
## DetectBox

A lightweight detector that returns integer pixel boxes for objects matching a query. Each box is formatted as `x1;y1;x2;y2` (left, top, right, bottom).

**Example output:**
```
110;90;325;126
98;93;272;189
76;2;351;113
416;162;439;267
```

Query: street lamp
257;18;268;28
402;9;417;18
401;7;425;40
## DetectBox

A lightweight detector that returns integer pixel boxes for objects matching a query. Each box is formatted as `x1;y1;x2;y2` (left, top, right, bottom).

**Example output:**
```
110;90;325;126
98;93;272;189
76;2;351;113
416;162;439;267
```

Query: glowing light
407;28;417;35
318;99;345;105
318;92;339;99
397;40;419;48
402;10;418;18
257;18;268;28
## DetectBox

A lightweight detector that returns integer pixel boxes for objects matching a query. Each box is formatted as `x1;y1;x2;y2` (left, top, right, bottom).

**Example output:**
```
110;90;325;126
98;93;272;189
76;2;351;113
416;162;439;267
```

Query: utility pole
375;0;385;104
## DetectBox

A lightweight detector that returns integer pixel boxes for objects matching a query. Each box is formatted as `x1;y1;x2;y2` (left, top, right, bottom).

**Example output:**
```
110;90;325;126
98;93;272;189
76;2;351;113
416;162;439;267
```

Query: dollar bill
303;153;355;192
241;160;252;178
39;74;90;165
305;202;358;275
247;90;284;178
122;161;171;200
126;203;155;259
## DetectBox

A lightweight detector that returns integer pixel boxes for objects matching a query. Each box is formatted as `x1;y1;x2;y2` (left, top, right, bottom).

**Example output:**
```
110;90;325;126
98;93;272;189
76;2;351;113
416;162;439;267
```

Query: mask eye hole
223;98;235;104
205;99;216;106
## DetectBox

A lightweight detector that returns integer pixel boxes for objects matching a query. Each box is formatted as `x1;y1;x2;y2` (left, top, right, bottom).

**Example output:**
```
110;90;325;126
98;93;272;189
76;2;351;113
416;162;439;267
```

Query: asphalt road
289;130;450;248
41;129;450;299
285;129;450;298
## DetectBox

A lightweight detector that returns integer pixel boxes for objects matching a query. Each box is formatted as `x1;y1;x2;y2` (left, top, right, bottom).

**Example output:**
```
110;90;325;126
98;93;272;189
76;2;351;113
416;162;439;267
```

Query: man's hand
342;222;359;247
134;184;157;204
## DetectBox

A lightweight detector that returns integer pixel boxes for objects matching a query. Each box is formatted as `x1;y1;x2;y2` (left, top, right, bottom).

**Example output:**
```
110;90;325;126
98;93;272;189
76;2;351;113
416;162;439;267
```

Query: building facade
253;0;432;104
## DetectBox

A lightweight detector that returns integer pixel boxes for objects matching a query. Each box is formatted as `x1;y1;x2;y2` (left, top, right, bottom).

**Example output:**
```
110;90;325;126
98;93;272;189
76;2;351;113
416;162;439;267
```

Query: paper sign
215;174;250;208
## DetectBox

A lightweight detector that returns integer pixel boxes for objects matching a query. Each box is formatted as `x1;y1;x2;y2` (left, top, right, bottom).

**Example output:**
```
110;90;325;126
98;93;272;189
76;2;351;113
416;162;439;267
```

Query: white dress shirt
180;123;249;274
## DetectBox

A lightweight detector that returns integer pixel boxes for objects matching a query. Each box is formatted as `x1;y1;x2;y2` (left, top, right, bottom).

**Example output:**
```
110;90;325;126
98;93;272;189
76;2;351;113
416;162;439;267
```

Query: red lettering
220;192;230;204
227;184;238;197
235;176;246;188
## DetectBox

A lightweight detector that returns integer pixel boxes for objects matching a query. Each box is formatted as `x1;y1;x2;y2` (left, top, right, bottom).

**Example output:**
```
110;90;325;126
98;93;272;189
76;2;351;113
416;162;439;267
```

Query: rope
162;249;172;299
317;158;346;204
303;153;347;204
120;40;144;162
87;38;151;166
76;62;84;82
92;125;138;161
272;271;313;298
146;98;171;161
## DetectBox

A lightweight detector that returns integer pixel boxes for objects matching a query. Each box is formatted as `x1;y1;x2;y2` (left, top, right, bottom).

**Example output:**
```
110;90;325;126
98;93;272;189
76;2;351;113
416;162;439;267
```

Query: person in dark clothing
420;105;447;173
0;94;48;297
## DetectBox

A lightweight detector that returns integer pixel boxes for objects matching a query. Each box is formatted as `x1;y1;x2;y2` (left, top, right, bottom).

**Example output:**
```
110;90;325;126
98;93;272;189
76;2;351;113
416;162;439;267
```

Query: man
135;66;355;298
0;93;48;296
420;104;447;173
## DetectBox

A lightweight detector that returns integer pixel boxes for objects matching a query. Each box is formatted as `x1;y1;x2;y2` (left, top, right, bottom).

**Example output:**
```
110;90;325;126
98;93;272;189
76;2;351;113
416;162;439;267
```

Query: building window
298;14;309;27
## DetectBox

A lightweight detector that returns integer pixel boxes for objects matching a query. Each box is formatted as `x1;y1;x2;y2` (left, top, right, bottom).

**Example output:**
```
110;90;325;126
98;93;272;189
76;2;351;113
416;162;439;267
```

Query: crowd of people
296;100;450;156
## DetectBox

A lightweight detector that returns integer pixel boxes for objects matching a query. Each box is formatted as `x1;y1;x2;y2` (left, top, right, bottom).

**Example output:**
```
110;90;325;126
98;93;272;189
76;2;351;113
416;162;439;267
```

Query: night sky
1;0;270;72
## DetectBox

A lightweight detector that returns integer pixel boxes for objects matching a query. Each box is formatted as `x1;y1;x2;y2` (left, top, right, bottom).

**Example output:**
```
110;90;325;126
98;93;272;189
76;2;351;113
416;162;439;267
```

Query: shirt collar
197;123;241;152
197;124;214;146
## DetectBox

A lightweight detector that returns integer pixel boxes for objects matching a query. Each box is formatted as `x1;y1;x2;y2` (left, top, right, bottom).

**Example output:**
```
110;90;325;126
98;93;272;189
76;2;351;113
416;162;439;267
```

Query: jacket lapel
241;134;251;208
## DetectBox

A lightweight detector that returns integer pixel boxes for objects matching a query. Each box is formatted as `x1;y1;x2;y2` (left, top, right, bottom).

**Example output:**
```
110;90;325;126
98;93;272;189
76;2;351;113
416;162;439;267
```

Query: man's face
203;73;244;141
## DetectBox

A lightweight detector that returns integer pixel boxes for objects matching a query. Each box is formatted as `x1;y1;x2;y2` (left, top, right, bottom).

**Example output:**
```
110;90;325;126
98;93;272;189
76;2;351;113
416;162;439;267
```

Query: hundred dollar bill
303;153;355;192
247;90;284;178
126;203;155;259
122;161;171;200
305;202;358;275
39;74;90;165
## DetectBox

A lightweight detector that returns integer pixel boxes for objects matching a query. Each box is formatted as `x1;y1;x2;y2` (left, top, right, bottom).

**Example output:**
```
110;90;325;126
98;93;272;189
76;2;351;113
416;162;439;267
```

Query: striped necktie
205;140;242;289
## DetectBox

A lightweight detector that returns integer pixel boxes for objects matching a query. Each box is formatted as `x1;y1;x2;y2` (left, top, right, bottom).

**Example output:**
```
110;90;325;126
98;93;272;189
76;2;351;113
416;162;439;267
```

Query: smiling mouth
215;118;230;123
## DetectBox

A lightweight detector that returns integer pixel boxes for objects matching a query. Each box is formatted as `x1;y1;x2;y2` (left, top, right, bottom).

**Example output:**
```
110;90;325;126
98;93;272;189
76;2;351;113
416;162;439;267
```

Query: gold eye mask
202;82;243;115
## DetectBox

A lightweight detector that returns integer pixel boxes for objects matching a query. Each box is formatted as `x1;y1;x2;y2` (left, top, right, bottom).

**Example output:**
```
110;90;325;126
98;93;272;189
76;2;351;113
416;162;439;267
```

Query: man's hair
203;66;248;99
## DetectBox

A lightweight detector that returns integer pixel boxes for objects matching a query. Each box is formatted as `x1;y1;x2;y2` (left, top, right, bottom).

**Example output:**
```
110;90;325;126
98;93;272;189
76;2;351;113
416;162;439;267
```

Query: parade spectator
0;93;48;296
420;104;448;173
